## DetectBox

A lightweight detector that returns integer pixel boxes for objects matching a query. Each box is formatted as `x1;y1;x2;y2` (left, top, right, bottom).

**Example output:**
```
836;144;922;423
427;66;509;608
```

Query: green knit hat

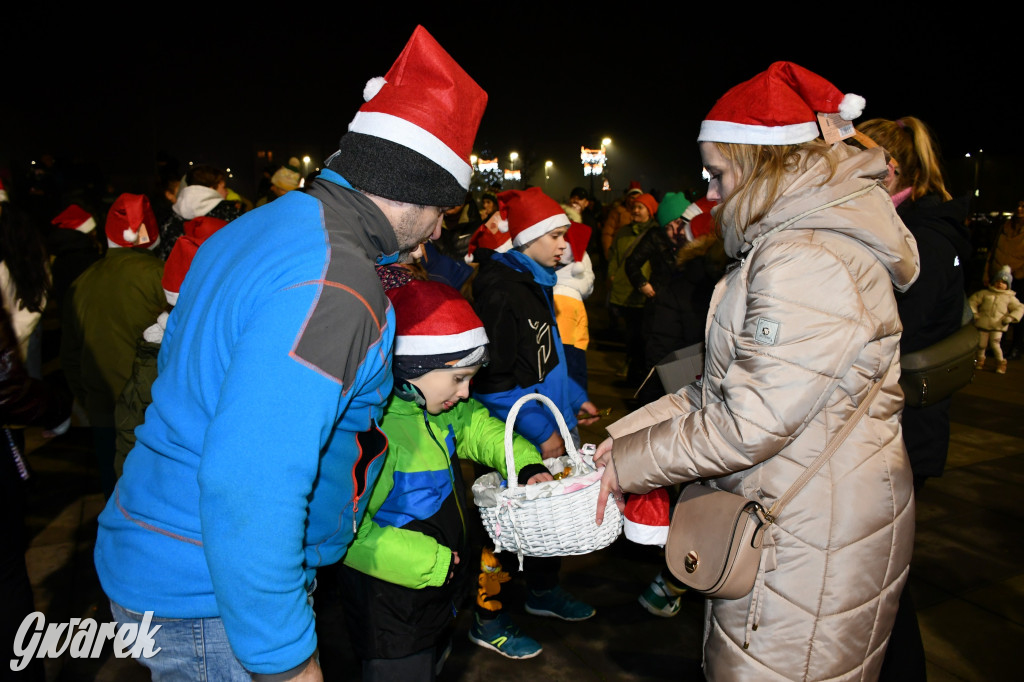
656;192;692;226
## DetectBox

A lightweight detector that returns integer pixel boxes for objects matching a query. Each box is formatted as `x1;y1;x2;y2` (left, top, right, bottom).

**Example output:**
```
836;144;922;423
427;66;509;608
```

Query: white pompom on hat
497;187;569;248
698;61;865;146
623;487;671;546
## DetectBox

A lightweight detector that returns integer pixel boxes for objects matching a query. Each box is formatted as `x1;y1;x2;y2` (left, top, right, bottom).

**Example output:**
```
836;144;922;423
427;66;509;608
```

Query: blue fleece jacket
94;171;397;674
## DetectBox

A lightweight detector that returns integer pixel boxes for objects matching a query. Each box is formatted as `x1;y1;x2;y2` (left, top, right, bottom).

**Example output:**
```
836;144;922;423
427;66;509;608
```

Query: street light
545;160;553;181
509;152;519;171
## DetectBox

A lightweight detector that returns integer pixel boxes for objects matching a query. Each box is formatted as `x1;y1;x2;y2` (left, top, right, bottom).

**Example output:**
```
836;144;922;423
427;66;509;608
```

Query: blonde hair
856;117;951;201
712;139;837;234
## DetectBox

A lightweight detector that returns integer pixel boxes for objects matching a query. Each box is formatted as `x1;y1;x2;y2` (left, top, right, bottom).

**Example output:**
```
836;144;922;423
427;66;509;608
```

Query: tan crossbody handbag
665;374;886;599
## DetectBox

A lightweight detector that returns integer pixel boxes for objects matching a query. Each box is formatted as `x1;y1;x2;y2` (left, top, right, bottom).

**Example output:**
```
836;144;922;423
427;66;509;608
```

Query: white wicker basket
473;393;623;566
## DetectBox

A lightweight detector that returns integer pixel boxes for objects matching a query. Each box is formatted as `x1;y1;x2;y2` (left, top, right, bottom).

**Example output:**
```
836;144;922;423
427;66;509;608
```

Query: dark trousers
363;645;436;682
3;432;45;681
611;304;646;386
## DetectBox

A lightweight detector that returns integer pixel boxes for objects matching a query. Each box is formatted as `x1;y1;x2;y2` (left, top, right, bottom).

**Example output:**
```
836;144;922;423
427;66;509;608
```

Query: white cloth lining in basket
471;392;623;569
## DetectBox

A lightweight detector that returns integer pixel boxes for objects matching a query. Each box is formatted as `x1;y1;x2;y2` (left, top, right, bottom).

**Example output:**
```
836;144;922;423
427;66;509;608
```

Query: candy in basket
472;393;623;568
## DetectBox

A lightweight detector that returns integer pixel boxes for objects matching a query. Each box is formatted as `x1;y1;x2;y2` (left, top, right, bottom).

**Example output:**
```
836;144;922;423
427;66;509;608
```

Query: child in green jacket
338;279;553;680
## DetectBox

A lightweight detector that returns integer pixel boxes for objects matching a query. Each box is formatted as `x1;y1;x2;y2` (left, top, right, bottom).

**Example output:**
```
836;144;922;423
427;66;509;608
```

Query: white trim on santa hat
512;213;570;248
395;326;489;357
348;110;472;190
698;119;821;145
76;217;97;233
681;202;704;221
623;518;669;547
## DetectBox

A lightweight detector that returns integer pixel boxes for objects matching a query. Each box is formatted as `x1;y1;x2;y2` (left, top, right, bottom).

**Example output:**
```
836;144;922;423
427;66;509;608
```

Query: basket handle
504;392;590;493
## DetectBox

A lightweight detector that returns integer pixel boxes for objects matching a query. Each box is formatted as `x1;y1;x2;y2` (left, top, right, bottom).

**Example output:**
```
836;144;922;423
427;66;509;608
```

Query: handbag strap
764;367;888;524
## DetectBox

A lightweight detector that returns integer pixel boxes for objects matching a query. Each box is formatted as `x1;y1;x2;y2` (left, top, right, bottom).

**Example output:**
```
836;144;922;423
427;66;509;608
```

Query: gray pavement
18;298;1024;681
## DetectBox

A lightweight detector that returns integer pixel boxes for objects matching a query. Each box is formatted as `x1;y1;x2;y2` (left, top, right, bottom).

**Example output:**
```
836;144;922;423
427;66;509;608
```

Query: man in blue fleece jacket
93;26;486;681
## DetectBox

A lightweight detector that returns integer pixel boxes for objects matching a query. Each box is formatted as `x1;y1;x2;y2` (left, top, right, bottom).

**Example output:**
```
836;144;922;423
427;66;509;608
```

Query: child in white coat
970;265;1024;373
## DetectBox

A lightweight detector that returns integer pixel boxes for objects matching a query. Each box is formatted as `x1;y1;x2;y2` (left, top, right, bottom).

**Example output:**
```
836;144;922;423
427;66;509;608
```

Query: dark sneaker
524;586;596;621
468;612;542;659
638;572;683;617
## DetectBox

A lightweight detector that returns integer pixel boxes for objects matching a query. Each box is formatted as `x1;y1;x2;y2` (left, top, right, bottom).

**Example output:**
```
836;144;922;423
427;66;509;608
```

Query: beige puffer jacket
608;144;920;681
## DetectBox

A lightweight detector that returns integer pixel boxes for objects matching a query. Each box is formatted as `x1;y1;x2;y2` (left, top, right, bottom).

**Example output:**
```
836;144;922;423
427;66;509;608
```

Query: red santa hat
105;193;159;249
623;487;671;546
681;196;718;241
496;187;569;248
162;216;229;305
328;25;488;207
387;279;489;379
698;61;865;146
464;208;512;263
0;178;8;204
560;221;592;275
51;204;97;234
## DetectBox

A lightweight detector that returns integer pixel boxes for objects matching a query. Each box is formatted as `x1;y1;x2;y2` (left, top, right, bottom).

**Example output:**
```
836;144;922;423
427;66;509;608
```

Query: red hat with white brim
388;279;489;358
698;61;865;145
497;187;569;248
105;193;159;249
51;205;97;234
561;221;592;275
682;196;718;241
623;487;671;546
328;25;488;207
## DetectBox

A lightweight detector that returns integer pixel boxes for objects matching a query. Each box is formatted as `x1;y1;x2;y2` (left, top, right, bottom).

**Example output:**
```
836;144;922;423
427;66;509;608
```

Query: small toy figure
969;265;1024;374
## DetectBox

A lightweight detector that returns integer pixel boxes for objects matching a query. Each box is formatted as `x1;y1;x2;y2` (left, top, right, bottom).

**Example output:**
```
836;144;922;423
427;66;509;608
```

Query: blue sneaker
468;612;542;659
524;586;596;621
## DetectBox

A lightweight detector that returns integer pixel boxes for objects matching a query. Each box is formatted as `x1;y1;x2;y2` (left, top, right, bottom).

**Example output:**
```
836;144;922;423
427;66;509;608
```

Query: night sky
3;7;1019;211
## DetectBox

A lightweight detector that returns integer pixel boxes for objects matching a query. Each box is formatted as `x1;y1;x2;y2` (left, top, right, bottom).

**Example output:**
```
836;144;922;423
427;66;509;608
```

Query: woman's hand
593;437;614;468
596;457;625;525
639;283;655;298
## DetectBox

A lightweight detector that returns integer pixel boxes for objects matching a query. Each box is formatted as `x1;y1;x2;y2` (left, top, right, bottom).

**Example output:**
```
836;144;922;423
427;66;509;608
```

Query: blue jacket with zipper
94;170;397;675
339;392;541;659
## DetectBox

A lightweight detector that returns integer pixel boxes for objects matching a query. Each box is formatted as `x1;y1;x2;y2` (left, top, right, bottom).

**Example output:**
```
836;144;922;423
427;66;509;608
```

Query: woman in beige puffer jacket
596;63;921;681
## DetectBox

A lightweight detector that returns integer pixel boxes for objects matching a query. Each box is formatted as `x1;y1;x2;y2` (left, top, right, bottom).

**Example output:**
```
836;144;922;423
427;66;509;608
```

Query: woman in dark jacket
858;115;971;682
2;195;73;682
858;117;971;487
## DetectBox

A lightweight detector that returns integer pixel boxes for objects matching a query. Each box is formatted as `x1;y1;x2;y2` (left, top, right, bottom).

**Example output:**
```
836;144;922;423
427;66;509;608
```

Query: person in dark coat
1;241;72;681
634;197;726;406
858;117;971;488
858;115;971;682
153;164;241;261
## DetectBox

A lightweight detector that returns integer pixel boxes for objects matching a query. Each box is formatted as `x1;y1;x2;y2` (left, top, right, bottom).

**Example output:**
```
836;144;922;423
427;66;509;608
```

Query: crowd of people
3;26;1023;682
